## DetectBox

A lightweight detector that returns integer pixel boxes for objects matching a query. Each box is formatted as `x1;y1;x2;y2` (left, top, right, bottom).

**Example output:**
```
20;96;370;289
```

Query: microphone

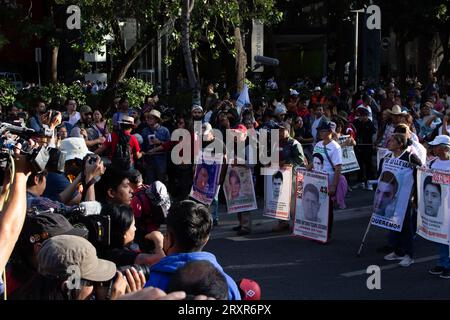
254;55;279;67
79;201;103;216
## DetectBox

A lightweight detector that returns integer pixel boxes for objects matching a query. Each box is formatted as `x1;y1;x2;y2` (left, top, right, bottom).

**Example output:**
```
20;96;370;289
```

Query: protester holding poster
424;135;450;279
271;124;307;232
311;121;342;240
293;169;330;243
226;124;257;236
190;158;222;206
353;108;377;190
376;133;422;267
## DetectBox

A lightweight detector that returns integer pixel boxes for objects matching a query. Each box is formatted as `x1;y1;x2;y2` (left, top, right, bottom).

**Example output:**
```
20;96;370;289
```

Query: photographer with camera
98;204;165;269
0;144;33;296
13;235;145;300
7;212;88;299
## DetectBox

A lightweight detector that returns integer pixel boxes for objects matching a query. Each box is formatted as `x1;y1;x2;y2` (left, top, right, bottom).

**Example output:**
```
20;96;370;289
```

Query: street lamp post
351;9;364;93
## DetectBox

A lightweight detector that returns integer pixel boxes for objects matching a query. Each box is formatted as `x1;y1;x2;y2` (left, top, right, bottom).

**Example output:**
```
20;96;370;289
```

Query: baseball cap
428;135;450;147
19;213;88;246
60;137;93;161
79;105;93;114
202;122;213;136
37;235;117;282
238;278;261;300
317;120;333;131
290;89;300;96
274;103;287;116
314;86;322;92
233;124;248;135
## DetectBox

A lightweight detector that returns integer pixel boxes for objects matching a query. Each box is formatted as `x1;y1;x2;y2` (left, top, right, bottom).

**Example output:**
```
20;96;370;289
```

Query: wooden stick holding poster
371;158;414;232
223;165;257;214
417;168;450;245
262;166;292;221
293;168;330;243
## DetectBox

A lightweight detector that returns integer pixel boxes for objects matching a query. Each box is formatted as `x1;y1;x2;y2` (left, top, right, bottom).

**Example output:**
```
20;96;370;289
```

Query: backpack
133;181;170;227
112;130;131;170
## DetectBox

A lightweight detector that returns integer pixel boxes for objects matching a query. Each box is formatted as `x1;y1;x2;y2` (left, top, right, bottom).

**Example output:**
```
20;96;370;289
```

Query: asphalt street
205;188;450;299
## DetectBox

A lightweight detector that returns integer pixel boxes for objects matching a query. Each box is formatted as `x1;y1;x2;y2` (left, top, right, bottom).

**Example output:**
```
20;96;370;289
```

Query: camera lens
117;264;151;279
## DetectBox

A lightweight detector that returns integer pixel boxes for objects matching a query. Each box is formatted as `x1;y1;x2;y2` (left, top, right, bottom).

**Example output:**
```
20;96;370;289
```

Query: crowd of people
1;73;450;301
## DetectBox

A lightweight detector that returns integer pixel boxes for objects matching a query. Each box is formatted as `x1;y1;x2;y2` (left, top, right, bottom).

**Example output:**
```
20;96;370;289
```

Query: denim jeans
437;243;450;269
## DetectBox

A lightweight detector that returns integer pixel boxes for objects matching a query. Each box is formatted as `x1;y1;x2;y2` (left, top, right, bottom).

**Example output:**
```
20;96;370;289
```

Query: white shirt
68;111;81;126
313;140;342;184
429;158;450;172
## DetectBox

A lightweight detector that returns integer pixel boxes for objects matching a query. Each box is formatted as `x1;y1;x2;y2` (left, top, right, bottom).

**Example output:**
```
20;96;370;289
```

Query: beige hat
148;109;161;120
37;235;116;282
60;137;93;161
387;105;407;115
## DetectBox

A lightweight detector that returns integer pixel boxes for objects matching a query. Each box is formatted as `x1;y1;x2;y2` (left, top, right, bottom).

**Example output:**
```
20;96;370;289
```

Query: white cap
60;137;93;161
290;89;300;96
428;135;450;147
202;122;213;136
314;86;322;91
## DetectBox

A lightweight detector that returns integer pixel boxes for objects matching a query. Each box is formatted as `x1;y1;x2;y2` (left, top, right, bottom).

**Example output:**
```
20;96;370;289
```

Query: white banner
223;165;257;214
338;135;360;173
371;158;414;232
417;168;450;245
293;169;330;243
262;166;292;221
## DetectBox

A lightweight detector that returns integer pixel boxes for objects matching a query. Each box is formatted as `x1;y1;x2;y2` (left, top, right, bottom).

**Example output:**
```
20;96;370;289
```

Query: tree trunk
234;27;247;93
181;0;200;106
51;45;59;83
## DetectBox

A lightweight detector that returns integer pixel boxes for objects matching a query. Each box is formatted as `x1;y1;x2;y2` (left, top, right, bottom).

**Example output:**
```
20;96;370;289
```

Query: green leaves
0;79;18;108
115;77;153;109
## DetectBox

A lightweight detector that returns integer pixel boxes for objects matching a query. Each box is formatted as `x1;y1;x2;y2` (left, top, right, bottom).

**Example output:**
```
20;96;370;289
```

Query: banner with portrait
223;165;257;214
190;153;222;206
377;148;391;170
371;158;414;232
417;168;450;245
262;166;292;221
293;169;330;243
338;135;360;173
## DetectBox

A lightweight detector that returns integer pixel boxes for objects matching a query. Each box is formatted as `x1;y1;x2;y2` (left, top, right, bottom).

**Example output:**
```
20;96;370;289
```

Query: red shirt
107;131;140;164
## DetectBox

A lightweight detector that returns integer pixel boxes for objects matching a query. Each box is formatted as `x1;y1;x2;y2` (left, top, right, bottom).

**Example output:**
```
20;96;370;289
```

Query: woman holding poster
377;133;422;267
425;135;450;279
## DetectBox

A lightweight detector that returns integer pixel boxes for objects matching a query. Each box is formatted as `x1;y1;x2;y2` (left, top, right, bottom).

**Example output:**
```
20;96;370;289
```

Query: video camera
31;202;111;249
0;122;55;172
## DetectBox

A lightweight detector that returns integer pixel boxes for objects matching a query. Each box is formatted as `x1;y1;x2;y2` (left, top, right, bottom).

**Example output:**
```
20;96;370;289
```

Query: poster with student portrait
293;168;330;243
338;135;360;173
262;166;292;221
190;153;222;206
417;168;450;245
371;158;414;232
223;165;257;214
377;148;391;170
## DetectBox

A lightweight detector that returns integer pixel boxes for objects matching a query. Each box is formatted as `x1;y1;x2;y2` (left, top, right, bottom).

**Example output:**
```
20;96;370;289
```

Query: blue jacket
144;251;241;300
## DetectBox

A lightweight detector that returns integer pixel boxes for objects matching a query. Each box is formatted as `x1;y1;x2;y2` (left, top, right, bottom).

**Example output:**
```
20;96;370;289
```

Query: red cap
238;278;261;300
233;124;248;135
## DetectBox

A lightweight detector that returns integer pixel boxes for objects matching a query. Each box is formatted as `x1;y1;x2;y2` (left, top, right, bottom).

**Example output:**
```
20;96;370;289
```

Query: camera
64;206;111;249
117;264;151;279
86;154;99;165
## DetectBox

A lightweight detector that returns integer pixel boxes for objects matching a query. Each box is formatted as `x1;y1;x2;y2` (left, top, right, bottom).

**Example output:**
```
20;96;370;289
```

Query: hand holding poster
189;153;222;205
223;165;257;214
417;168;450;245
262;166;292;221
371;158;414;232
338;135;360;173
293;168;330;243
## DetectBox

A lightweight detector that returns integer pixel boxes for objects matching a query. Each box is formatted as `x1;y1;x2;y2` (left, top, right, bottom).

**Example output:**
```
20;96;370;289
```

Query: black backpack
112;130;131;170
